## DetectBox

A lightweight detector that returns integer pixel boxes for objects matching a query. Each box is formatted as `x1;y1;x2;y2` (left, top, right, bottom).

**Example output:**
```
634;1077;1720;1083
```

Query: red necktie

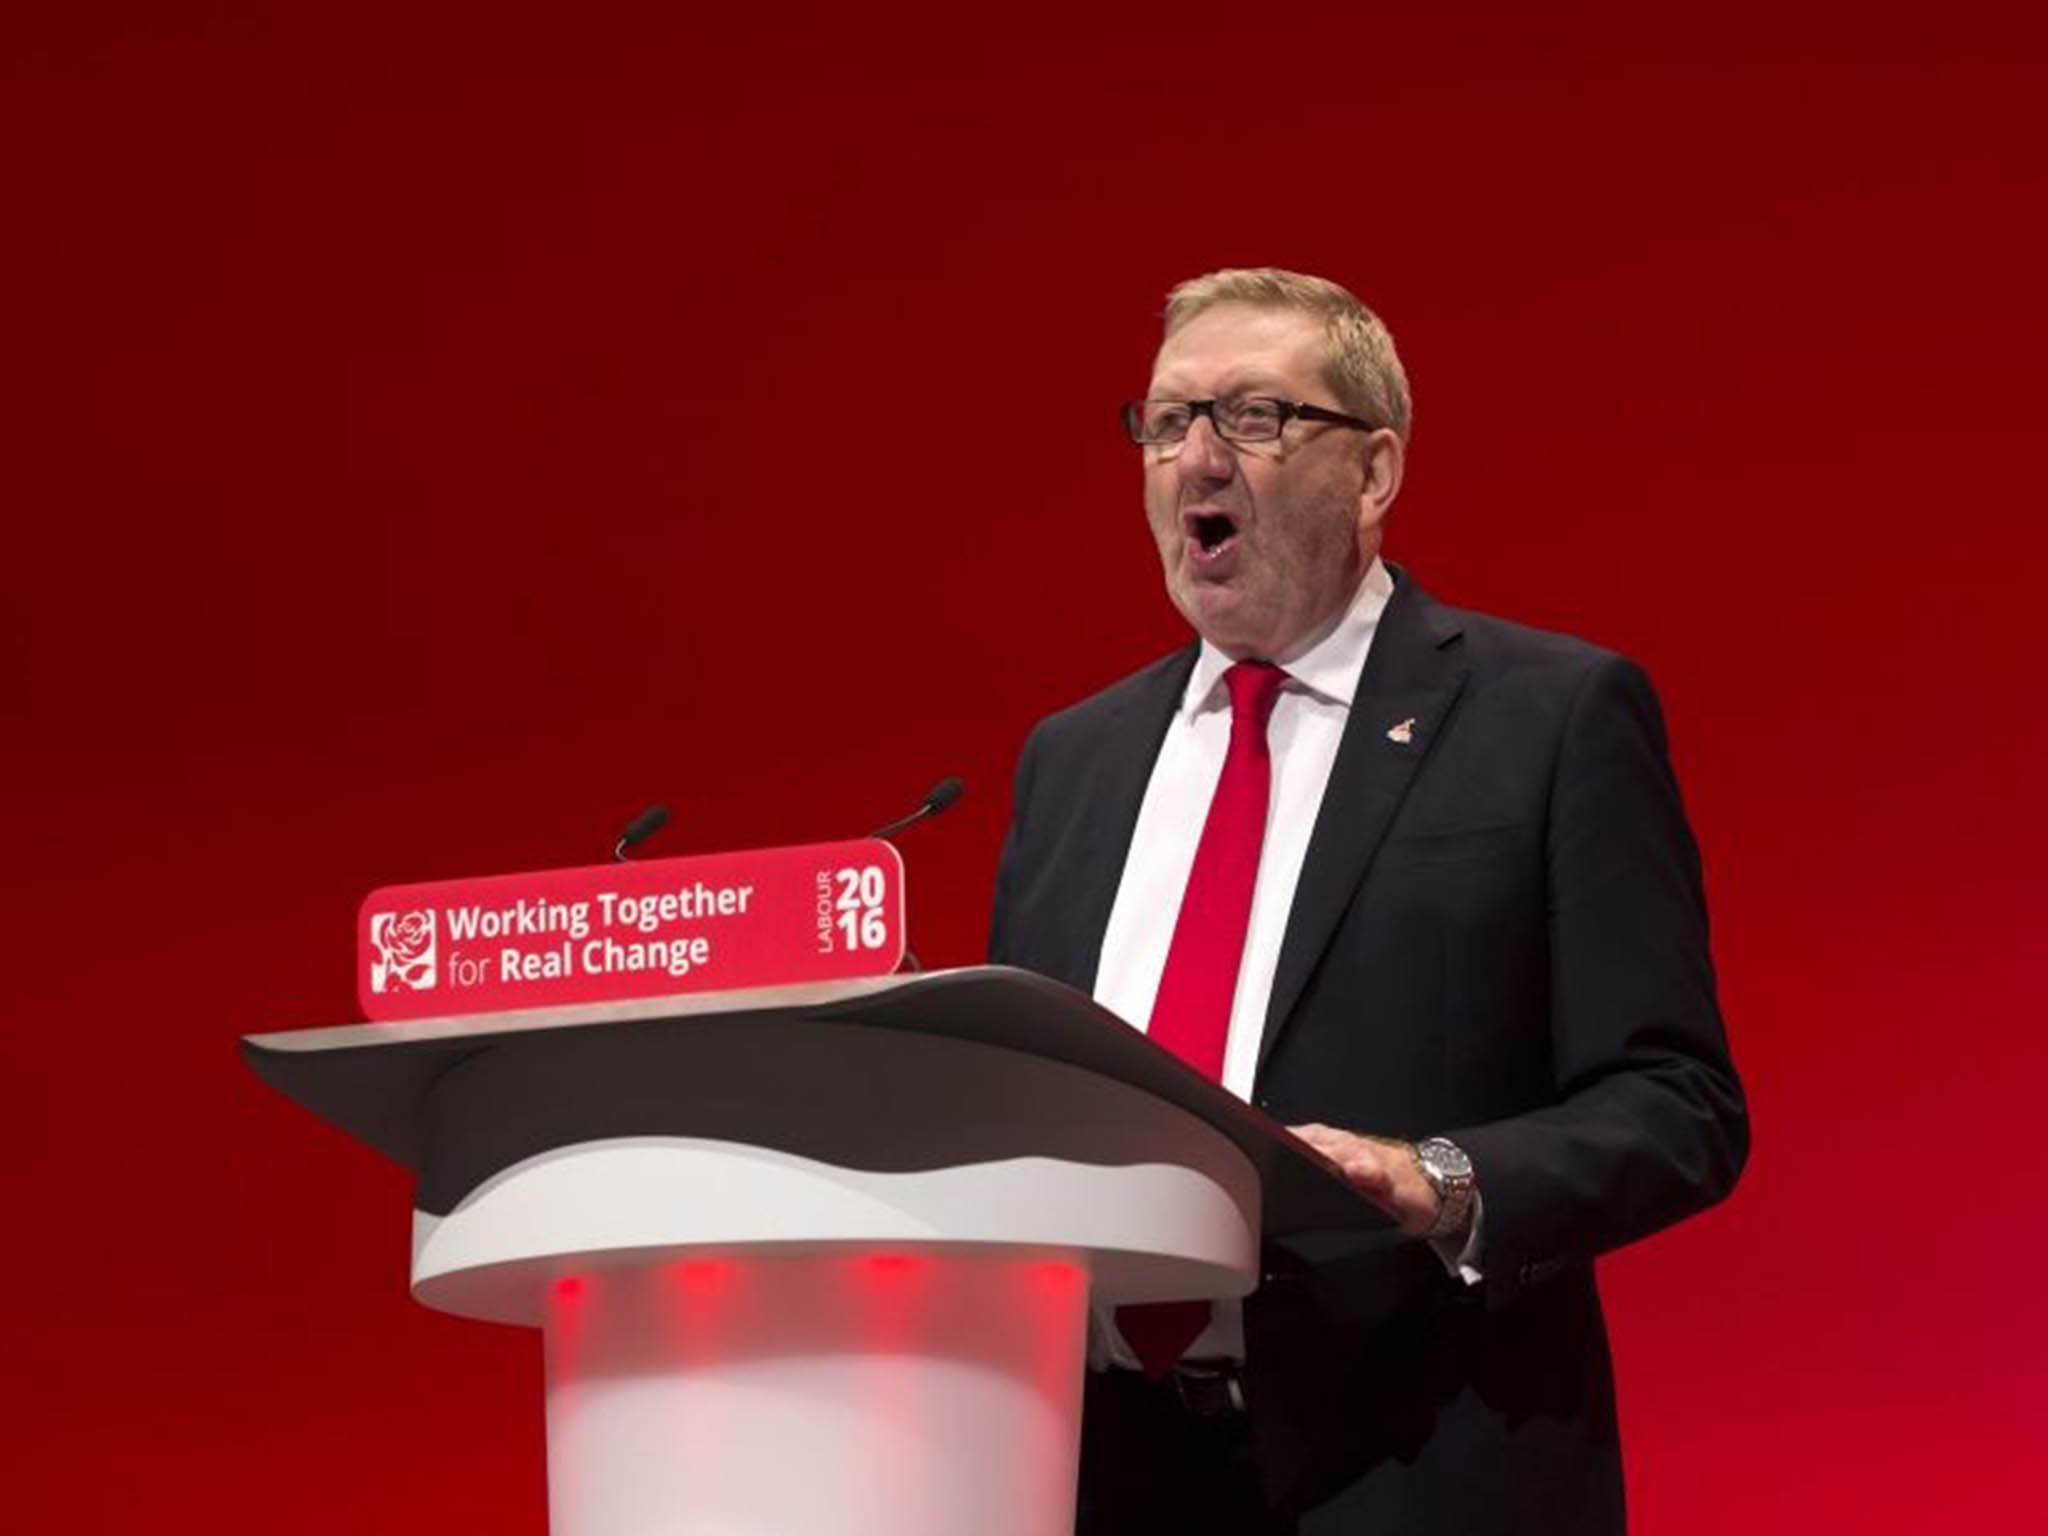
1118;660;1285;1378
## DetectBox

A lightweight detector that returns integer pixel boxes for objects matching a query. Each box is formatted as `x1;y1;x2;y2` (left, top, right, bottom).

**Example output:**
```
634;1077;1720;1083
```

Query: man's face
1142;303;1395;660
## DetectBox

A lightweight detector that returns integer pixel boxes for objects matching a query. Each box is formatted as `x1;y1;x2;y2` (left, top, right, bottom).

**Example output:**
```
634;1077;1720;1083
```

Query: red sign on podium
357;839;906;1021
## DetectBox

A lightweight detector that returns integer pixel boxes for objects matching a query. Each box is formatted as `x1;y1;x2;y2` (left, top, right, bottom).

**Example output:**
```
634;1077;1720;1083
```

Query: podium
242;965;1383;1536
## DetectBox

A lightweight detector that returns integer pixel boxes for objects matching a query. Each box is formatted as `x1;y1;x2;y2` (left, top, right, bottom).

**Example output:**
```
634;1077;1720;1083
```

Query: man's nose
1176;414;1236;481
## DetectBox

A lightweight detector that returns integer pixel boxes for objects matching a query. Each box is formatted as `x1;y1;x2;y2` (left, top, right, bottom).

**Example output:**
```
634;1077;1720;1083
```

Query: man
987;269;1747;1534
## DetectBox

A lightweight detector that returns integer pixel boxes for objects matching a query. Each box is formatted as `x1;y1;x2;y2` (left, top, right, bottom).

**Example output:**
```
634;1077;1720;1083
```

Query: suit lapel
1257;573;1468;1074
1061;645;1196;991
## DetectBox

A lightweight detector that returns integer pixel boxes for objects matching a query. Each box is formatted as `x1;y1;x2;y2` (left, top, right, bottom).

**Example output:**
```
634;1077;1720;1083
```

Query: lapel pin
1386;716;1417;745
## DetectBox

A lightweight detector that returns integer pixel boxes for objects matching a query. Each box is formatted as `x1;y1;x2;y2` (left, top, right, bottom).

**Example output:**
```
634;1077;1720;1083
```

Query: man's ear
1359;428;1405;527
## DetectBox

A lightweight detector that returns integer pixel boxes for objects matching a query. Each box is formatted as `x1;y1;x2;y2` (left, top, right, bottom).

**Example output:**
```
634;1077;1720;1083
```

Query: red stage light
672;1259;736;1292
861;1253;922;1274
1027;1259;1083;1292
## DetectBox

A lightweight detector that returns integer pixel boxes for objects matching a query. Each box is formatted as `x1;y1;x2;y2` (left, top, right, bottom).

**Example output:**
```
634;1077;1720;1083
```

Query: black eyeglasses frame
1120;395;1380;446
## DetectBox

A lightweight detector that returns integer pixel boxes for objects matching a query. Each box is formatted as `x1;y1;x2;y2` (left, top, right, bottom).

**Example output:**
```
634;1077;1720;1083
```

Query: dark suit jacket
987;569;1748;1534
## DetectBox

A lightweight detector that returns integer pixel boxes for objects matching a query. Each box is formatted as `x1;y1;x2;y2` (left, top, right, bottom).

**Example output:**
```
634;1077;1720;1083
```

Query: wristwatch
1412;1137;1477;1240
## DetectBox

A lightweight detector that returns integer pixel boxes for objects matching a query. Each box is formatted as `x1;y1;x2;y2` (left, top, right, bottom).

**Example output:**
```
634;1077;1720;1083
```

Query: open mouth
1185;511;1240;559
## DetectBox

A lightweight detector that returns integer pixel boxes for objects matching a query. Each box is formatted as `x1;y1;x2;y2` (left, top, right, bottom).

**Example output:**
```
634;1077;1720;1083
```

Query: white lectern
242;965;1382;1536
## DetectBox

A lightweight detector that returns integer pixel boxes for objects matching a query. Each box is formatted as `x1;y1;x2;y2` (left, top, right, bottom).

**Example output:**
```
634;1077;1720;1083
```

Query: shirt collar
1180;556;1395;718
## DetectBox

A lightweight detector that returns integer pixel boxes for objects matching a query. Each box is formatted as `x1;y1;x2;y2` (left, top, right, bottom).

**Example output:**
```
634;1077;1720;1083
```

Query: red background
7;5;2045;1530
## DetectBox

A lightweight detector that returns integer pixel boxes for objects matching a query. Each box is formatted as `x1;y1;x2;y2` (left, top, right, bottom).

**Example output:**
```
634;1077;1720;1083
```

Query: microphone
867;776;964;840
866;777;962;976
613;803;671;862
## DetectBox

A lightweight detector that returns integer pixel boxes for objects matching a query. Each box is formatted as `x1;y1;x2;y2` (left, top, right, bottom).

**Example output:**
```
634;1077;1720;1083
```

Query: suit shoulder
1433;599;1643;689
1021;645;1193;750
1420;594;1672;757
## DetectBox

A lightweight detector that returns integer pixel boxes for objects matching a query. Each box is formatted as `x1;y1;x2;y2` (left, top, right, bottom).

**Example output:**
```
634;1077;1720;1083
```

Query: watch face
1421;1140;1472;1180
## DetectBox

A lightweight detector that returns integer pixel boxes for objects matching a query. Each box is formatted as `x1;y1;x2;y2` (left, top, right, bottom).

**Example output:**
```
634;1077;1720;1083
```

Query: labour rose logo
369;909;437;992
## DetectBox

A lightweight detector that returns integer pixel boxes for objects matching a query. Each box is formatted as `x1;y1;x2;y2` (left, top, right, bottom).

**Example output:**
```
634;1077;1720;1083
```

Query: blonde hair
1163;268;1412;440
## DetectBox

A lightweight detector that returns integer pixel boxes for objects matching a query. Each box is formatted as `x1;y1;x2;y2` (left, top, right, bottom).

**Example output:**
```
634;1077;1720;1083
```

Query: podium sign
357;838;906;1020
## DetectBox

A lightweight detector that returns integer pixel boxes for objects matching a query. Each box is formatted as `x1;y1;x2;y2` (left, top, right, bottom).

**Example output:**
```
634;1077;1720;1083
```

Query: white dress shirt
1091;559;1478;1364
1095;558;1396;1093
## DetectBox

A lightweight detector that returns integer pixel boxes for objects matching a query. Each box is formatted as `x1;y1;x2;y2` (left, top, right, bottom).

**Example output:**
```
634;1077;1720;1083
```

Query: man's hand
1290;1122;1441;1237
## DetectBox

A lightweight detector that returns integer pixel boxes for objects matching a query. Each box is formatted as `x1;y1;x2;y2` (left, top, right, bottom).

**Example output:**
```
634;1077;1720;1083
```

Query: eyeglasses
1121;395;1379;447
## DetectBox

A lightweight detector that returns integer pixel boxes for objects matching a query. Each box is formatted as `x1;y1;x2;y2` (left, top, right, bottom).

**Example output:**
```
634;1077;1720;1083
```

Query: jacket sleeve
1447;654;1748;1307
986;720;1044;967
